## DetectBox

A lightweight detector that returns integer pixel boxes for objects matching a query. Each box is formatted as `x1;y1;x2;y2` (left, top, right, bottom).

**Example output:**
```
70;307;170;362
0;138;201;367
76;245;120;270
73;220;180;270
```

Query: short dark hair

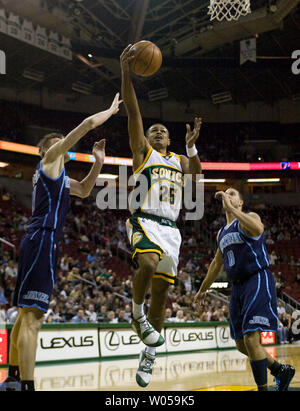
37;133;64;157
145;123;168;139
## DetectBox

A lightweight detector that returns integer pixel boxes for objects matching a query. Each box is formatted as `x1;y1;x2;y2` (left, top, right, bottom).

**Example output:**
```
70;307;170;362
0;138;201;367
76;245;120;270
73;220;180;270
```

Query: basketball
129;40;162;77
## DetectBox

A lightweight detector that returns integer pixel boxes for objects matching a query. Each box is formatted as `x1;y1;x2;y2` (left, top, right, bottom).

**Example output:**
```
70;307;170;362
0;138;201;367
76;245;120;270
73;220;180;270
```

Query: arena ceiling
1;0;300;107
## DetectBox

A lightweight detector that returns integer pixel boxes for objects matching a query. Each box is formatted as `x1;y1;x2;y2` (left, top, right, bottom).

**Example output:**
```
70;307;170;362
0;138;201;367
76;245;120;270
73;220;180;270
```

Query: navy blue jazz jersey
13;162;70;312
217;219;269;282
217;218;278;340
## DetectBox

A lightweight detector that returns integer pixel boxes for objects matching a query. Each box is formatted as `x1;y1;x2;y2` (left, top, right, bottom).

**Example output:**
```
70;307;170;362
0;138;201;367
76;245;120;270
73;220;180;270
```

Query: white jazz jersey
129;146;183;221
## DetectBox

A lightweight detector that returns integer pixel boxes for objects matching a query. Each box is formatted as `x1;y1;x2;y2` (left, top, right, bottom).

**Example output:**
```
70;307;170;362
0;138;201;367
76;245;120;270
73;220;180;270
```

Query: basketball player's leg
135;277;169;388
148;277;170;333
243;330;270;390
8;309;23;368
131;252;164;347
133;252;159;305
235;337;275;366
17;307;44;389
9;309;22;379
0;310;23;391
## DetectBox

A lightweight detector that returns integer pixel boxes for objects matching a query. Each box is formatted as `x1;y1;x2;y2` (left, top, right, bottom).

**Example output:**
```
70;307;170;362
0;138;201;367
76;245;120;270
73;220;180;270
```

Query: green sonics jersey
129;146;183;221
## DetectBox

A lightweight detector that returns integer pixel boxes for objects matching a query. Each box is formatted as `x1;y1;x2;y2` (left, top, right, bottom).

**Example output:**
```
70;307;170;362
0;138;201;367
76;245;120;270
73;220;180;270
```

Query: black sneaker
274;364;295;391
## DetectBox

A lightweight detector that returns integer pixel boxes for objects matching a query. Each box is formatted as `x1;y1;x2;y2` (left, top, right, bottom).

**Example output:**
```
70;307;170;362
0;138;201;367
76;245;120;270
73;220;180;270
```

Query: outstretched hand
109;92;123;115
93;139;106;163
215;191;234;212
120;44;135;73
186;117;202;148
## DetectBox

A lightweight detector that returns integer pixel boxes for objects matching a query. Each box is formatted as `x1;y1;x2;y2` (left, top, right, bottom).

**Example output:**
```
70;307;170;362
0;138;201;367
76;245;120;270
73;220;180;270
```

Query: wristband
186;144;198;158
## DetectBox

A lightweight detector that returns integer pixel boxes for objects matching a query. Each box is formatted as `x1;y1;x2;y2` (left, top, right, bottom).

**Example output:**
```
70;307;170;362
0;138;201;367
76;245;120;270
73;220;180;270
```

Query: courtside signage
166;327;217;352
99;329;166;357
36;329;99;362
215;325;236;349
261;332;276;345
0;328;8;364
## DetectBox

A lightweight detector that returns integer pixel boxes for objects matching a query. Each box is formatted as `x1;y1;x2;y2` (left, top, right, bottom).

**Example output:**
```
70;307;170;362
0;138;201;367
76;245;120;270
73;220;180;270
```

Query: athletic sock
132;301;144;320
8;365;20;381
145;346;156;357
250;358;268;389
21;380;35;391
268;360;281;376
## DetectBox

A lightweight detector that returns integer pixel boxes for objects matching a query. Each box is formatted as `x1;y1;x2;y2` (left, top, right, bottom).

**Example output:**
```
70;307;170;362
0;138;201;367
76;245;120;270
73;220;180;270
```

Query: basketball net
208;0;251;21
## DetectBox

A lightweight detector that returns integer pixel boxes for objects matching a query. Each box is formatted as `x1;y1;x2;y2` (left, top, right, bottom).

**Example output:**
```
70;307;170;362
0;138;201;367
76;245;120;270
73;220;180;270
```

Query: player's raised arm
43;93;122;163
120;45;150;161
193;248;223;305
215;191;264;238
69;139;106;198
180;117;202;180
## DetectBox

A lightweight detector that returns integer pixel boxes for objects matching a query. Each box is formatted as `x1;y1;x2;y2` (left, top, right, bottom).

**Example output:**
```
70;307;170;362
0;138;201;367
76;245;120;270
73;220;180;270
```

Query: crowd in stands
0;186;300;342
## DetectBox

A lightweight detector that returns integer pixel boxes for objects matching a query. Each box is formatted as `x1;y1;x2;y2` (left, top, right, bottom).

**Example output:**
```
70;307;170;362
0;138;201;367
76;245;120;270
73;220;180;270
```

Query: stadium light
247;178;280;183
198;178;226;183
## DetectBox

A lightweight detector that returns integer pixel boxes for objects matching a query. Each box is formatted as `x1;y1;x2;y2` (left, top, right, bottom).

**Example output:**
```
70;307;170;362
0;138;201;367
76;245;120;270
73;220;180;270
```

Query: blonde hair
37;133;64;157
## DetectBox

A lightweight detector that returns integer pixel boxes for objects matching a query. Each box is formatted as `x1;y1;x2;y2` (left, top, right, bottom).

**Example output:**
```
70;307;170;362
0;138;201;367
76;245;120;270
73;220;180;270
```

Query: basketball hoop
208;0;251;22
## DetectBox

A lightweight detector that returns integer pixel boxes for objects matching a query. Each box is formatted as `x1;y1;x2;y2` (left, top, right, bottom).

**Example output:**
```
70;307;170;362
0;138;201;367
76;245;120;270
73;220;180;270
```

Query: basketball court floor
1;344;298;391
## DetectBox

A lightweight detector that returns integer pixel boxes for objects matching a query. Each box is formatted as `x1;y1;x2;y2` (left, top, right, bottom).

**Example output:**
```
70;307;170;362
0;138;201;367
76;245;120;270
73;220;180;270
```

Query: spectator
86;304;97;323
173;310;185;323
71;308;87;323
165;308;174;322
67;267;80;286
123;304;132;322
60;254;69;271
46;307;63;323
98;305;108;323
0;286;8;305
278;313;291;344
117;310;129;323
275;274;285;295
4;260;17;279
184;312;196;322
107;310;118;324
277;301;286;316
269;251;278;266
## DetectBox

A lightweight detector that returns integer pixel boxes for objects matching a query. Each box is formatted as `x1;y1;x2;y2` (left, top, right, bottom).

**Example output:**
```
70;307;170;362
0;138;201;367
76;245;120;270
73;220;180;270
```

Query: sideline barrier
0;322;275;366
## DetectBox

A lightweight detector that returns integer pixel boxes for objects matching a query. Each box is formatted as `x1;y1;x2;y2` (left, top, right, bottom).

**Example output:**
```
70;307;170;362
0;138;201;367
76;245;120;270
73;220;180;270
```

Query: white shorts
126;213;182;284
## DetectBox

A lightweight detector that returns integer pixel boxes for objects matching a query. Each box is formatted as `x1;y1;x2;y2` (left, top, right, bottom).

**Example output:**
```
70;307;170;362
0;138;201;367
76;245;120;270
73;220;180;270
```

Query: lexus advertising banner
165;327;218;353
36;329;99;362
1;322;277;365
99;328;166;357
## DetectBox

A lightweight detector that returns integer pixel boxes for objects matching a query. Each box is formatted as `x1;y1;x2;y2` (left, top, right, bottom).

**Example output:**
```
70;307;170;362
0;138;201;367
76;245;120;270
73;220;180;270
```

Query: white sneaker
131;315;164;347
136;349;156;388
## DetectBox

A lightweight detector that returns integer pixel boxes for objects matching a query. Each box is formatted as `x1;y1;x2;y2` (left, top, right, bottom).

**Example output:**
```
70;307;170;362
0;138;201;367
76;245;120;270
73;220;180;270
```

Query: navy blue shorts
13;229;59;312
229;269;278;340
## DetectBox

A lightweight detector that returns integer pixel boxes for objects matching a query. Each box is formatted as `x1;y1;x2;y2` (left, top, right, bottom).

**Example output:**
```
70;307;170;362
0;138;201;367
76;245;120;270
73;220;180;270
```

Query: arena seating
0;190;299;316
